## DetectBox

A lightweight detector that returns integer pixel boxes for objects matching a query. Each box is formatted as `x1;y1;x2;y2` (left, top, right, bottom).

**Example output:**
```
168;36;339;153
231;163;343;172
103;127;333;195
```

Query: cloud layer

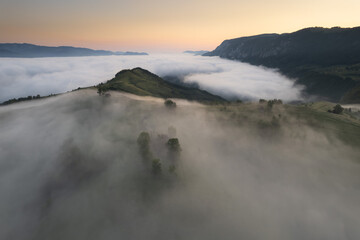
0;91;359;240
0;54;303;102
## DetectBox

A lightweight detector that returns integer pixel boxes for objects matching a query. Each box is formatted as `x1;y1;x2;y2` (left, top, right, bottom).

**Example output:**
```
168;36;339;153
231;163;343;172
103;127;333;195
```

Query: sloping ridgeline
98;67;227;103
0;43;148;57
205;27;360;103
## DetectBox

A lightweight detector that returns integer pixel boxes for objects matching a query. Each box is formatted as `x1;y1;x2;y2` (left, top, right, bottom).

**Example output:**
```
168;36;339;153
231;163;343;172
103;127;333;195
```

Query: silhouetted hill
184;50;209;55
98;68;227;103
0;43;148;57
205;27;360;103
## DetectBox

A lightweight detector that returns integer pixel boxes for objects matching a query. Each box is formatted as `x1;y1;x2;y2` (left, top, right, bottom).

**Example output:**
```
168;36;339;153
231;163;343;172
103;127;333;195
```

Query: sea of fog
0;54;303;102
0;90;359;240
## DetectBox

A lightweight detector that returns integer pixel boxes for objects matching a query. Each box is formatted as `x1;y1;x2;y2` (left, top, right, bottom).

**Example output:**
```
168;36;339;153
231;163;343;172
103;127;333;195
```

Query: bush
328;104;344;114
97;83;108;96
167;138;181;152
333;104;344;114
164;99;176;108
259;99;267;103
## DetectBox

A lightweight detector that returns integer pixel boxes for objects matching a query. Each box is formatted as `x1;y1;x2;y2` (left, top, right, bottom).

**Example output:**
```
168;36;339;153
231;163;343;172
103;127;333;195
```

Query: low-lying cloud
0;54;303;102
0;91;359;240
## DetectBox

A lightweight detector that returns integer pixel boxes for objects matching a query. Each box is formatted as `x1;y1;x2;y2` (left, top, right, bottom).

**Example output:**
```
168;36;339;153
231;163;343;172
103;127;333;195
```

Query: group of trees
137;130;181;177
259;99;283;109
328;104;344;114
2;94;42;105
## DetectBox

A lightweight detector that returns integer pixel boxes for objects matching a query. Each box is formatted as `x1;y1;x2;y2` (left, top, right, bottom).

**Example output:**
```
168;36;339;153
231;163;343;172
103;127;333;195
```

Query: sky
0;0;359;51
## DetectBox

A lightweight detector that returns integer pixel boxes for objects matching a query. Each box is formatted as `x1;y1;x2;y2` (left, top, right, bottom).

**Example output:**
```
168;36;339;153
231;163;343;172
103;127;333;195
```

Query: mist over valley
1;3;360;237
1;90;360;239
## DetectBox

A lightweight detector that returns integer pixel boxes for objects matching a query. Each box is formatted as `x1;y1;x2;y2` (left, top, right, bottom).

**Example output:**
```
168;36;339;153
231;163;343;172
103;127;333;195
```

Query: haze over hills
0;63;360;239
1;74;360;240
205;27;360;103
2;0;360;238
0;43;148;58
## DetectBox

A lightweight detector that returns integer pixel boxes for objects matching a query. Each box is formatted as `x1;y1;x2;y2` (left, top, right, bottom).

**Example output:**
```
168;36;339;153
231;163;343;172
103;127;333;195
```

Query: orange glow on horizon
0;0;359;52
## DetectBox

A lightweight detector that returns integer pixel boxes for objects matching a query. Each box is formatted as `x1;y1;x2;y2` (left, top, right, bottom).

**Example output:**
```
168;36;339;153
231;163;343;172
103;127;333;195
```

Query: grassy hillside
341;85;360;104
280;64;360;102
98;67;227;103
285;102;360;146
208;100;360;147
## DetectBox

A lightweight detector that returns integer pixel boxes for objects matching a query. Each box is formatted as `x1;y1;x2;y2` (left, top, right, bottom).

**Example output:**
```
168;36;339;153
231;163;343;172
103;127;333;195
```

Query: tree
333;104;344;114
152;159;162;175
328;104;344;114
97;83;108;96
164;99;176;109
167;138;181;152
137;132;152;160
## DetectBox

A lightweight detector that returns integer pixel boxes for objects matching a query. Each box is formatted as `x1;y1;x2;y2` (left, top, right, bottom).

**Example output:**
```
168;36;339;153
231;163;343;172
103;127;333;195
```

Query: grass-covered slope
285;102;360;146
98;67;227;103
208;100;360;147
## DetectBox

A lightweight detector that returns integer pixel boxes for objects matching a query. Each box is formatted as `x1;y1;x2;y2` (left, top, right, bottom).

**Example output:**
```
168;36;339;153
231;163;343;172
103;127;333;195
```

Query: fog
0;54;303;102
0;90;359;240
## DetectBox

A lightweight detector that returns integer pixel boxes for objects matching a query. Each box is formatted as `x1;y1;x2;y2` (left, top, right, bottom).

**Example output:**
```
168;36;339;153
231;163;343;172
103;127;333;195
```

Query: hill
204;27;360;103
97;67;227;103
0;43;148;58
183;50;209;55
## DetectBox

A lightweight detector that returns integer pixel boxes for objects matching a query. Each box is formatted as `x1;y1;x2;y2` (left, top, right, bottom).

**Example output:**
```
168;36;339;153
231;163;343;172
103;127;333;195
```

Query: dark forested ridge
205;27;360;103
0;43;148;58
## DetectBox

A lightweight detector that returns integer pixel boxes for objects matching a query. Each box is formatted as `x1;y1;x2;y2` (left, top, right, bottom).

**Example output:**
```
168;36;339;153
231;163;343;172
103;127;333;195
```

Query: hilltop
205;27;360;103
97;67;227;103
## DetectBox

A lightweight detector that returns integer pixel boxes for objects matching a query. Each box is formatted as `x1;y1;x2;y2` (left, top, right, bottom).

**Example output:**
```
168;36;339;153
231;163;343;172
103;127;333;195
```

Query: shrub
259;99;267;103
97;83;108;96
333;104;344;114
164;99;176;108
328;104;344;114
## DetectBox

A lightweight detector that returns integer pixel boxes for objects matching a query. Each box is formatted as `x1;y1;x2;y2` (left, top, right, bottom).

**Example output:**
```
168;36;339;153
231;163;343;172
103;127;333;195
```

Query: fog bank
0;54;303;102
0;91;359;240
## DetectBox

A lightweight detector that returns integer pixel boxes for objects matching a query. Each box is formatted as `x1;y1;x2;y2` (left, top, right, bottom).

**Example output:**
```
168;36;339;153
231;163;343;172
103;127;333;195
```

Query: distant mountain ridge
0;43;148;58
205;27;360;103
184;50;209;55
